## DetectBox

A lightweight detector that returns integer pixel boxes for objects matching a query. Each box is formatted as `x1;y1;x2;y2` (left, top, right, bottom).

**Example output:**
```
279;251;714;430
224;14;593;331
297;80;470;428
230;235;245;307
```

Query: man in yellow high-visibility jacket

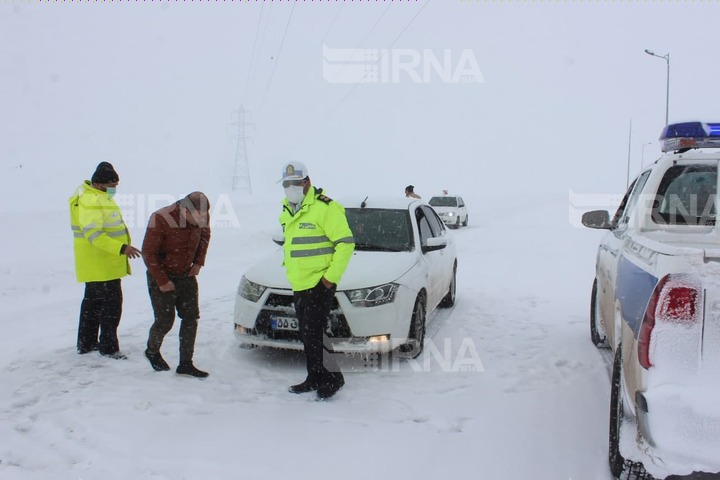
279;161;355;400
69;162;141;358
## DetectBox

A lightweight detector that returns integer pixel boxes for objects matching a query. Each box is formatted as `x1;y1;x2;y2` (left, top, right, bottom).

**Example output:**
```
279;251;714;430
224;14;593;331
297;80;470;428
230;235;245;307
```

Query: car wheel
439;263;456;308
591;279;610;348
454;217;461;229
609;347;651;480
462;215;468;227
396;294;426;359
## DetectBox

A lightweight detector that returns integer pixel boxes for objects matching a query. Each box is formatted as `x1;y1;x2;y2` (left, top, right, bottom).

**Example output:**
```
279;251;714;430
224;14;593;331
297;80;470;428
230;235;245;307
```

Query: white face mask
284;185;306;204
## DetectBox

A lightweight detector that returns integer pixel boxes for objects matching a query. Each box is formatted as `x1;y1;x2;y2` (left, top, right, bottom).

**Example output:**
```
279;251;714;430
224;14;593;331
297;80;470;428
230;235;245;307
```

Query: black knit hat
91;162;119;184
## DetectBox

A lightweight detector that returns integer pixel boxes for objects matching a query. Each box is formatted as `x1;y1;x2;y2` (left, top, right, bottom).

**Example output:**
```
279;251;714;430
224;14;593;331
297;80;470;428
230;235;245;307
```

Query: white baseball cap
278;161;310;183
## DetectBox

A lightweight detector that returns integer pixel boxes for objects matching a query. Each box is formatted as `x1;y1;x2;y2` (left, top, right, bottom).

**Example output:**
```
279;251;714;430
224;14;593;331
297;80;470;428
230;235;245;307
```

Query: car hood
244;249;418;290
430;206;458;214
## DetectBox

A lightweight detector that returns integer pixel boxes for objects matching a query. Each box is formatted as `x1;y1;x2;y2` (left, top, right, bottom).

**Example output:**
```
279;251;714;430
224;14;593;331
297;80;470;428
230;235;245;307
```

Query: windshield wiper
353;243;406;252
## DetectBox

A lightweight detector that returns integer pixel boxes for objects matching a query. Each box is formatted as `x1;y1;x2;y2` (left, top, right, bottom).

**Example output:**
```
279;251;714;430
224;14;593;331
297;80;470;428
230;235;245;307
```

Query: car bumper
438;215;457;225
234;323;393;354
638;385;720;472
233;286;415;355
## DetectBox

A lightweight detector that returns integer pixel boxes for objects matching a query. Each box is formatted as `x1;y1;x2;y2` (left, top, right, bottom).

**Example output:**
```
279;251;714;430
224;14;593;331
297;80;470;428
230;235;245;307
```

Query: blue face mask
106;187;117;199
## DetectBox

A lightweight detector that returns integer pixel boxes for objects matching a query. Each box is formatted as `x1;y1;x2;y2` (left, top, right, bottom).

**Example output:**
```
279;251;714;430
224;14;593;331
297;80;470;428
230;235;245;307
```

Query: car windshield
428;196;457;207
346;208;413;252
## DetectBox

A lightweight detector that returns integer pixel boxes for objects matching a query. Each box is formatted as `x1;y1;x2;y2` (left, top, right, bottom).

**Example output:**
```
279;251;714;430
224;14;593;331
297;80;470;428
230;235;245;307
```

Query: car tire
462;215;468;227
396;294;426;359
439;263;456;308
454;217;461;229
609;347;651;480
591;279;610;348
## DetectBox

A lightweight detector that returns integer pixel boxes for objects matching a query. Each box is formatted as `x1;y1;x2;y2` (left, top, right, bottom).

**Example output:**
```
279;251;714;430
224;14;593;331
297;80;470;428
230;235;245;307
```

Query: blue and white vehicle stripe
616;256;658;338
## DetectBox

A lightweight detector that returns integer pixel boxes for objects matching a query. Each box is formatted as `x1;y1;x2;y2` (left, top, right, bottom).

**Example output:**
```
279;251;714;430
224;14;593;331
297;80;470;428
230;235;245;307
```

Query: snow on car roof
336;196;419;210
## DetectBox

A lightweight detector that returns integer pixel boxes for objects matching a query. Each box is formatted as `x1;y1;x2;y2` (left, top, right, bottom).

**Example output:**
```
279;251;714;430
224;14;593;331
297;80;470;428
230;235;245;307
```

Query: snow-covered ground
5;3;720;479
0;190;620;480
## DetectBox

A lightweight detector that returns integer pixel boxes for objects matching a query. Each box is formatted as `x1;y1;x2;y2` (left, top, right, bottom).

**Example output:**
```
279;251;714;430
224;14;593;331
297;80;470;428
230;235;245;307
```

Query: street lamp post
644;49;670;125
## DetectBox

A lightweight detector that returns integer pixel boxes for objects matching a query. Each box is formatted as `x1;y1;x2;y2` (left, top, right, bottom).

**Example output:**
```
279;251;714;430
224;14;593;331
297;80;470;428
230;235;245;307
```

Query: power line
358;4;392;48
232;105;253;193
387;0;430;50
303;4;389;114
316;5;391;108
242;4;266;102
321;3;345;44
333;0;432;111
257;2;297;119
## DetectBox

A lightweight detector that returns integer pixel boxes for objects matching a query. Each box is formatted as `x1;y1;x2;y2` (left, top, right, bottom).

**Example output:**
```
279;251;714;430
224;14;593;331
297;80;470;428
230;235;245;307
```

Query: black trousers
77;279;123;355
293;282;344;388
146;271;200;365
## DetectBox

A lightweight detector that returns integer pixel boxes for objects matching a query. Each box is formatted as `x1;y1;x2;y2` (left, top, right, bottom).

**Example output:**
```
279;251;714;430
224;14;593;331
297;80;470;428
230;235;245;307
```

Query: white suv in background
428;194;468;229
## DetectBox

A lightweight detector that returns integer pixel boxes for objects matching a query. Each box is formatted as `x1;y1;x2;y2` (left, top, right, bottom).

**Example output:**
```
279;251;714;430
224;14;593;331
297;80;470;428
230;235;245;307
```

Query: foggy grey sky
2;2;719;211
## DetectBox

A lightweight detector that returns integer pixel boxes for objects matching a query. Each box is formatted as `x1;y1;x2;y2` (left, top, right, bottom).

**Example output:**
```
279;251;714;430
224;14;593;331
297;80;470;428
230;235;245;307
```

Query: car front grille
251;291;353;342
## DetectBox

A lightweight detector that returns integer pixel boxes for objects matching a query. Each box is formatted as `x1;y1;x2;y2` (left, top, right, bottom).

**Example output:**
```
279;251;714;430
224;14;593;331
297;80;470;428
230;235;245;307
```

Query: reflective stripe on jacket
279;188;355;291
69;181;131;283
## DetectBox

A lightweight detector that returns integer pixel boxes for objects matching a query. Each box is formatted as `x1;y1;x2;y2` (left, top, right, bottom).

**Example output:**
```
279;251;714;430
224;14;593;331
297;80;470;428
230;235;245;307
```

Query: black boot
145;349;170;371
101;351;127;360
289;379;317;394
176;363;209;378
77;344;99;355
316;376;345;400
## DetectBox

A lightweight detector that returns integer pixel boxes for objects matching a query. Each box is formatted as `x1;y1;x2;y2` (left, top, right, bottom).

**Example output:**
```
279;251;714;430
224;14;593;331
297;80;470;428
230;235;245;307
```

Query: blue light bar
707;123;720;136
659;121;720;152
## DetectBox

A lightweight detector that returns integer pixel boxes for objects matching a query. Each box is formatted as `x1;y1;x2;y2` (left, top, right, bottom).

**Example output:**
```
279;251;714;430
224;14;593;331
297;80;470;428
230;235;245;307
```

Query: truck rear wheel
609;347;651;480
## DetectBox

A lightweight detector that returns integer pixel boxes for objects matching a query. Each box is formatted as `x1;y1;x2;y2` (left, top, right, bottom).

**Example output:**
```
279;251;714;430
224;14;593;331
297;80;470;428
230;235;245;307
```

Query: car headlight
345;283;398;307
238;276;267;302
447;212;454;217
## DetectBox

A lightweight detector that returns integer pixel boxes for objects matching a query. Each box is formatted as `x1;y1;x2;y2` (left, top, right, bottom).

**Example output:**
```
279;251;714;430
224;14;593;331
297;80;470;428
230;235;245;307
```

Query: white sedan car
428;194;468;229
233;197;457;358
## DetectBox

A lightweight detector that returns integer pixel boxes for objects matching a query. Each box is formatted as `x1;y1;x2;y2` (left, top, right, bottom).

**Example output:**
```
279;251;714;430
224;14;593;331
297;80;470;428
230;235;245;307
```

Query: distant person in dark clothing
405;185;421;199
142;192;211;378
69;162;142;359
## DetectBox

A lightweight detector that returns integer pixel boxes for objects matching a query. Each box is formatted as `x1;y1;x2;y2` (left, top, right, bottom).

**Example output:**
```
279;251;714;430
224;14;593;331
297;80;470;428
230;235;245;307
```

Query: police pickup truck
582;122;720;480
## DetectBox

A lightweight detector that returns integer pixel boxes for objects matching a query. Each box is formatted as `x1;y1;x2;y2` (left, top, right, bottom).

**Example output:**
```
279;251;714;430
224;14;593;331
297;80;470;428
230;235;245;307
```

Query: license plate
271;315;299;331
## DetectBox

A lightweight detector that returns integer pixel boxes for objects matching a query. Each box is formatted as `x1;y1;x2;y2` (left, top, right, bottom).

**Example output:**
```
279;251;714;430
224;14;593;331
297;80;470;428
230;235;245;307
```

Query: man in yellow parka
279;161;355;400
69;162;141;358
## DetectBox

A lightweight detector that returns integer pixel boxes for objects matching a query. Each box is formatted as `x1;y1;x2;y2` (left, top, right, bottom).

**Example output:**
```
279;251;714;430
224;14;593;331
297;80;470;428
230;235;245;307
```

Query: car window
421;205;446;237
652;164;717;226
617;171;652;229
610;180;637;228
415;208;435;246
428;196;457;207
346;208;414;252
458;197;465;207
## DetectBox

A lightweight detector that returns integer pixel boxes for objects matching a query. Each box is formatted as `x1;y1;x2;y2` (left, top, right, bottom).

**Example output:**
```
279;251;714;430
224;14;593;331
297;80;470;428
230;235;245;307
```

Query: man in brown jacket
142;192;211;378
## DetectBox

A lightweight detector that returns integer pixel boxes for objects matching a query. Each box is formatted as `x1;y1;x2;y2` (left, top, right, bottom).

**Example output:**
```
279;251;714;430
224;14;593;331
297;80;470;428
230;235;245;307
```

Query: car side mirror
423;236;447;253
581;210;612;230
272;232;285;246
